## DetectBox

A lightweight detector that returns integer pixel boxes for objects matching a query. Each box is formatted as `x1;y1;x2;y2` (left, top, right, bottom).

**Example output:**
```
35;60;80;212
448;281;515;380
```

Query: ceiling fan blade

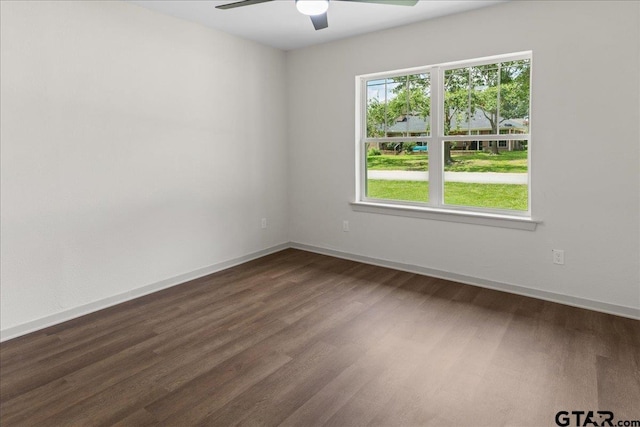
310;12;328;30
336;0;418;5
216;0;275;10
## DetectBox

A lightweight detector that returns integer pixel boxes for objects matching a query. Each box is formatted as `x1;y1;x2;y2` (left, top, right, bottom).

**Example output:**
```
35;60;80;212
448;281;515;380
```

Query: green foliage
388;86;430;120
444;60;530;143
366;98;388;137
366;74;431;137
402;142;417;154
444;69;470;135
367;148;381;156
366;60;530;160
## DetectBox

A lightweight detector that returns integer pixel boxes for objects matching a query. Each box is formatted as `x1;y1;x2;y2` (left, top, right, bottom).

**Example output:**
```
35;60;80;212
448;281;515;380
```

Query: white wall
0;1;289;333
287;1;640;313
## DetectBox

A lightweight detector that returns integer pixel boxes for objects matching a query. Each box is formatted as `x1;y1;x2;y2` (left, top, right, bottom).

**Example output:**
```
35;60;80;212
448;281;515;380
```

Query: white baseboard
0;243;290;342
290;242;640;321
3;240;637;342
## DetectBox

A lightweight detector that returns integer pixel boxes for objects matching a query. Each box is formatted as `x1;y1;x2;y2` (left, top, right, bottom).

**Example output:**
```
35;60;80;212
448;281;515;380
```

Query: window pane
408;74;431;137
444;61;530;139
366;79;388;138
385;76;408;136
500;59;530;134
471;64;500;136
444;67;471;136
382;74;432;138
386;77;402;132
366;141;429;203
443;140;528;211
368;77;429;138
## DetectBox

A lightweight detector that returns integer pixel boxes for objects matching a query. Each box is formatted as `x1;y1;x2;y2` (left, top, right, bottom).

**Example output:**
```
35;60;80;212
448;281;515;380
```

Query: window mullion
429;67;443;208
497;63;501;137
358;78;367;200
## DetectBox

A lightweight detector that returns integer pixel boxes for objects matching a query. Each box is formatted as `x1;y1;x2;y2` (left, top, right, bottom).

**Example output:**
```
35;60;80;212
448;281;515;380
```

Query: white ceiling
127;0;505;51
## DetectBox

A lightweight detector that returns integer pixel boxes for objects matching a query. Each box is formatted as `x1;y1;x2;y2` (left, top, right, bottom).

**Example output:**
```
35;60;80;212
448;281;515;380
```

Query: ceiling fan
216;0;418;31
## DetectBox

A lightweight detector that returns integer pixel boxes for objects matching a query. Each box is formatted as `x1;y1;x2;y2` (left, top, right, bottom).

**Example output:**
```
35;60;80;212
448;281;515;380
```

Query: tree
365;77;431;132
366;75;430;153
365;60;530;158
471;60;530;154
389;76;430;153
443;69;470;164
366;97;387;139
388;75;430;124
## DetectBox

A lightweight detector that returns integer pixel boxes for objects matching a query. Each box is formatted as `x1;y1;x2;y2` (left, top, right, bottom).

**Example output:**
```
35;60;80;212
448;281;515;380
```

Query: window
356;52;533;225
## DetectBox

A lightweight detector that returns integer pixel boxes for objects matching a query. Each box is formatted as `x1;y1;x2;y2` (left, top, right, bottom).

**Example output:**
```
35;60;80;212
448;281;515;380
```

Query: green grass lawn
367;151;527;173
367;179;528;211
447;151;528;173
367;154;429;171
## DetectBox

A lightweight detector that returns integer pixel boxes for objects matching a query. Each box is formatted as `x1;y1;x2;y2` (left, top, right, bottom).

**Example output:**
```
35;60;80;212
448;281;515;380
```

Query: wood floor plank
200;341;361;426
0;378;73;425
147;348;292;423
278;347;393;427
111;408;159;426
0;328;158;402
1;249;638;427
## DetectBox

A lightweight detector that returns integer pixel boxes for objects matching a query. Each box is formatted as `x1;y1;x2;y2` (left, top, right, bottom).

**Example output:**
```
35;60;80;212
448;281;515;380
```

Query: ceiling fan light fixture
295;0;329;16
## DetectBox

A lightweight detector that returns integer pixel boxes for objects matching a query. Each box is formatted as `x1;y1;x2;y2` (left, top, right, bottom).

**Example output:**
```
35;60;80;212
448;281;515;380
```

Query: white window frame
353;51;539;231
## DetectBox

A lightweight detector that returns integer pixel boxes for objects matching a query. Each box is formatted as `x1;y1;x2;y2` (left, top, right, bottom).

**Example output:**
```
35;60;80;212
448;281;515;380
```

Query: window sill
350;201;540;231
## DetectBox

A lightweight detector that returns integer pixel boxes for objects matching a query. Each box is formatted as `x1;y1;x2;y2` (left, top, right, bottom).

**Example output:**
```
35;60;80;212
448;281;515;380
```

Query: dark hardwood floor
1;249;639;426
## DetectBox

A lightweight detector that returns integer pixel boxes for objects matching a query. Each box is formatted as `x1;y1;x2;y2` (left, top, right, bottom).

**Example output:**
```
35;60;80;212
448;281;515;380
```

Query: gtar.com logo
555;411;640;427
555;411;614;427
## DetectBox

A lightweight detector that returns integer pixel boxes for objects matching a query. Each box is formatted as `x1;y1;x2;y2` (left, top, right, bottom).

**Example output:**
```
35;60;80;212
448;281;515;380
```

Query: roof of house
386;115;430;133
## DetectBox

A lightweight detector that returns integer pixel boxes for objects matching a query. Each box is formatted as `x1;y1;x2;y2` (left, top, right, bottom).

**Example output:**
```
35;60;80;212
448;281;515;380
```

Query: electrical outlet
342;220;349;232
552;249;564;265
261;218;267;229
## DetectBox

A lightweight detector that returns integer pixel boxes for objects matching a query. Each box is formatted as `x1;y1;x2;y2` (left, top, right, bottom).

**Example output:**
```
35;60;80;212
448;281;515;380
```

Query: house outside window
356;52;532;220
